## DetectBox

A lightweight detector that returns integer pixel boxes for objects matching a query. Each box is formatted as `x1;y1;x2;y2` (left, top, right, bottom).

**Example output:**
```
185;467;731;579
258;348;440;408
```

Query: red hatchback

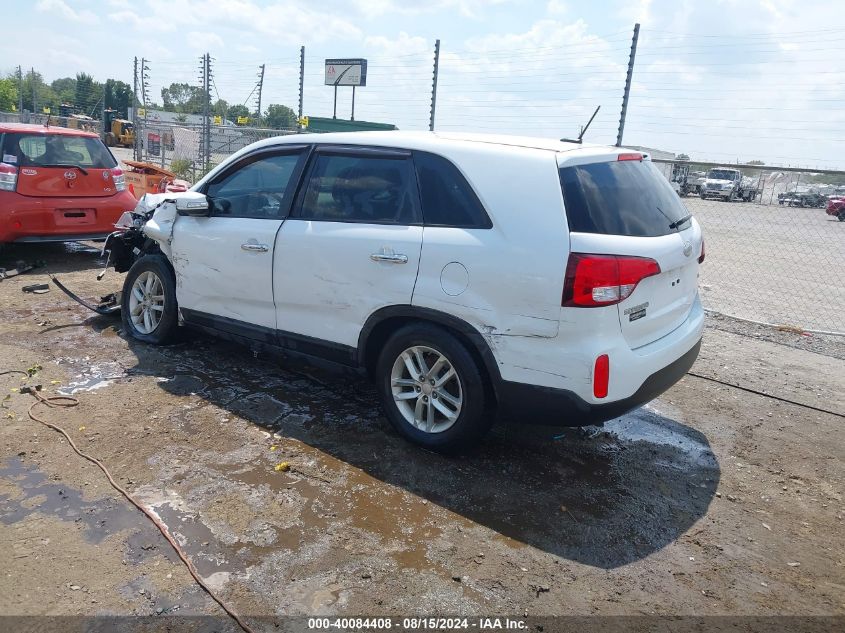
0;123;137;248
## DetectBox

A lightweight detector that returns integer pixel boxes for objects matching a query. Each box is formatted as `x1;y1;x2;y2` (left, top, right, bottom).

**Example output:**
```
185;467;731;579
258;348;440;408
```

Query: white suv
113;132;704;451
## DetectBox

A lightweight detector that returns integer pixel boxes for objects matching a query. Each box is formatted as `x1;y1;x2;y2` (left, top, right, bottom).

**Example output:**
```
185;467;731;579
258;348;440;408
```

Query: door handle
370;252;408;264
241;243;269;253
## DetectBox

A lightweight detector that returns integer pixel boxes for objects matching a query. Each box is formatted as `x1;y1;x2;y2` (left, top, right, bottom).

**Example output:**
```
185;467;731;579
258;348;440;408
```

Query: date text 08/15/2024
307;617;527;630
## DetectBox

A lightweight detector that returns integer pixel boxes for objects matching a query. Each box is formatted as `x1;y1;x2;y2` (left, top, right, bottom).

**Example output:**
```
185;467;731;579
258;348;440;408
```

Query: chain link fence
133;119;296;180
653;159;845;334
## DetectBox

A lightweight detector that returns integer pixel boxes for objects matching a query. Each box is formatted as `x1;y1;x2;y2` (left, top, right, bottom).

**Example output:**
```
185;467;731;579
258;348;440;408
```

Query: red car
827;196;845;221
0;123;137;249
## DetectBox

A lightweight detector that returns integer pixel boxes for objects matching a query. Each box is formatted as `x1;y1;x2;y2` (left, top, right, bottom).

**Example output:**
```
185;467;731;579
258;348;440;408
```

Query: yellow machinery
103;109;135;148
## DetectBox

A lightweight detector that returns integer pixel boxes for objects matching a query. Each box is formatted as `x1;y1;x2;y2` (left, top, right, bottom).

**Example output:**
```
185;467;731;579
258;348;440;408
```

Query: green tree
51;77;76;106
227;104;249;122
104;79;133;117
161;83;204;114
74;72;100;116
264;103;296;129
213;98;228;117
21;70;57;113
0;77;18;111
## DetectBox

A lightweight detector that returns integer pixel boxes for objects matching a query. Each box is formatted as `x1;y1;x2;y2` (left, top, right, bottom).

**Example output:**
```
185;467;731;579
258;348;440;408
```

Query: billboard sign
325;58;367;86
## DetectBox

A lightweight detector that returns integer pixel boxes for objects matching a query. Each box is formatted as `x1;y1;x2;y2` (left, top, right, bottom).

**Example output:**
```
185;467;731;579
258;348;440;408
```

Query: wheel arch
358;305;502;402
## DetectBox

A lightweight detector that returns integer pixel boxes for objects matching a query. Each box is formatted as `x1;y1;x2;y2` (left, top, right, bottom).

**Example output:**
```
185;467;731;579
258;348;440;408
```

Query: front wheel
121;255;178;344
376;324;493;452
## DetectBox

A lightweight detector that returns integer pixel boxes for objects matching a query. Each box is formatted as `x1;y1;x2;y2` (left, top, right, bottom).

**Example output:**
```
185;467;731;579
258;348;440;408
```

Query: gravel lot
684;197;844;333
0;243;843;630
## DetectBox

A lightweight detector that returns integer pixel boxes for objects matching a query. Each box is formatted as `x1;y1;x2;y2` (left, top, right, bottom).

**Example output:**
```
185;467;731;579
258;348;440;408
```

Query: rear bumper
0;191;137;243
499;338;701;426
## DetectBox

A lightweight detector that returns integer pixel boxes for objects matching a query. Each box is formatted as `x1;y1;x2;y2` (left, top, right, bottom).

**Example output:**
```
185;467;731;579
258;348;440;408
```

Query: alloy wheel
129;270;165;334
390;345;463;434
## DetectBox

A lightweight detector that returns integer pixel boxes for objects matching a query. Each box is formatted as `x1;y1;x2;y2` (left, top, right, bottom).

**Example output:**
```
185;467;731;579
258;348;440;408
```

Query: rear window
559;160;690;237
413;151;492;229
2;133;116;169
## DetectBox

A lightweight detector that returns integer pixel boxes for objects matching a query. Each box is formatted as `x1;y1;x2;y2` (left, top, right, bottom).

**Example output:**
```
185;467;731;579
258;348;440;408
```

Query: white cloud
117;0;362;44
237;44;260;54
36;0;99;24
546;0;567;16
187;30;225;51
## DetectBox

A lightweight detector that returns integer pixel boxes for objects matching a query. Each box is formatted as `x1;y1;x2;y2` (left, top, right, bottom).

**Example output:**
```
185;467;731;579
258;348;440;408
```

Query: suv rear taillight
111;168;126;192
563;253;661;308
0;162;17;192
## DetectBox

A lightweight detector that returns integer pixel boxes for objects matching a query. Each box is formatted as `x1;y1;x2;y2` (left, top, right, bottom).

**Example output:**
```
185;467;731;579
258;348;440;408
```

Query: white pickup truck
700;167;759;202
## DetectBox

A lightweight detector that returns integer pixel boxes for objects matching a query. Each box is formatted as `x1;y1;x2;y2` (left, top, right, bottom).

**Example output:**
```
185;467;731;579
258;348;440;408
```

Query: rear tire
376;324;493;452
105;132;116;147
121;255;178;345
838;211;845;222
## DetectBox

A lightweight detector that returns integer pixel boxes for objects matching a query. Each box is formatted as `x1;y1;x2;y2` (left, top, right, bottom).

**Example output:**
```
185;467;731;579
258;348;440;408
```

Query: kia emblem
683;240;693;257
64;170;77;180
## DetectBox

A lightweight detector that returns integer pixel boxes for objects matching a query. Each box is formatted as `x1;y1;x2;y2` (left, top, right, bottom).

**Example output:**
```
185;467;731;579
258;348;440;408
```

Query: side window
413;151;492;229
205;152;303;219
296;153;420;225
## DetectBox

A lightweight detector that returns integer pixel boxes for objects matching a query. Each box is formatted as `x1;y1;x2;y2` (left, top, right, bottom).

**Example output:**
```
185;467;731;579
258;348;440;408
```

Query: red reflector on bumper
594;354;609;399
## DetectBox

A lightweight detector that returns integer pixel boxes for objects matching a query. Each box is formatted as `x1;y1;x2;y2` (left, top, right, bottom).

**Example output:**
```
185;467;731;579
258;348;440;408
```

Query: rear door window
2;133;116;168
559;159;690;237
413;151;491;228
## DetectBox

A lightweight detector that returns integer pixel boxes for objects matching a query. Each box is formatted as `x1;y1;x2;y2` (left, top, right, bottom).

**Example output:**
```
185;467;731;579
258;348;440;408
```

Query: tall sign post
324;58;367;120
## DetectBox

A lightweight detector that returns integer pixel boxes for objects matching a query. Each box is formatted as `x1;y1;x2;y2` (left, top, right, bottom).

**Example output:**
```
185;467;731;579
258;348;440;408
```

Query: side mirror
175;193;211;217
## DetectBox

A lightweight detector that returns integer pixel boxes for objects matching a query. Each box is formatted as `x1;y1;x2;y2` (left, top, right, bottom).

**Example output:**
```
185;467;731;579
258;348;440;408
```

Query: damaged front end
52;192;193;314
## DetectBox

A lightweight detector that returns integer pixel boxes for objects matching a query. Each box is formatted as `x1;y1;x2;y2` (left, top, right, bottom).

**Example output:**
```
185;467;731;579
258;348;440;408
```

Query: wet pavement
0;242;843;621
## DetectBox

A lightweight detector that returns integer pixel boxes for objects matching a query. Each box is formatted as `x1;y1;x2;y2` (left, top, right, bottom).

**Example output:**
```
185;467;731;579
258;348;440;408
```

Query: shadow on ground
116;329;720;570
0;241;106;276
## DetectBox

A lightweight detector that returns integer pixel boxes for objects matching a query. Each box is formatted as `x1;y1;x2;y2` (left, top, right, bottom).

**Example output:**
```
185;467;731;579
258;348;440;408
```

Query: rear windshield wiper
40;164;89;176
669;214;693;230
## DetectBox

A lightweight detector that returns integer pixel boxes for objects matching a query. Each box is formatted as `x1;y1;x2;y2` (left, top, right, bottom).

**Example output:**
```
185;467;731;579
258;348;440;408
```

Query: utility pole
616;23;640;147
199;53;212;170
141;58;150;161
351;86;355;121
16;66;23;115
31;67;36;115
101;83;106;136
132;57;139;160
256;63;265;127
298;46;305;128
429;39;440;132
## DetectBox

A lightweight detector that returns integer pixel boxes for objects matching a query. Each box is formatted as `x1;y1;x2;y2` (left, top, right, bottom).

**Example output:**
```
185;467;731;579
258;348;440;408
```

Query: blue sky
3;0;844;168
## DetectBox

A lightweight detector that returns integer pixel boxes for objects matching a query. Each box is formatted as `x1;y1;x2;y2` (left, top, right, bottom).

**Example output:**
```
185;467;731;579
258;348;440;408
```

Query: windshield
559;159;692;237
1;133;117;169
707;169;737;180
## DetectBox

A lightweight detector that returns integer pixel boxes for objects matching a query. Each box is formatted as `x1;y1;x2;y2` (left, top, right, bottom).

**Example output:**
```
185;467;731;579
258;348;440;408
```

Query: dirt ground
0;242;843;630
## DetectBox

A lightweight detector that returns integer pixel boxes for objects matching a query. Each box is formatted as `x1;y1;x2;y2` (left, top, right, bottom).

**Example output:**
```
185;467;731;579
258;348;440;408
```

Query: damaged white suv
108;132;704;451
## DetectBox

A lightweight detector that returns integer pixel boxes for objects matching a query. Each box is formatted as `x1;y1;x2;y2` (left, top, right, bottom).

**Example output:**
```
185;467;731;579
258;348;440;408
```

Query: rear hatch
559;153;702;349
2;131;118;198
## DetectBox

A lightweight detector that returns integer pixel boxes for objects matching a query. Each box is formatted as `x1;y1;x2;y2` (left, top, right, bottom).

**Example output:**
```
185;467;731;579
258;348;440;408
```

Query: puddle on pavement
0;457;165;554
55;357;125;395
602;404;718;469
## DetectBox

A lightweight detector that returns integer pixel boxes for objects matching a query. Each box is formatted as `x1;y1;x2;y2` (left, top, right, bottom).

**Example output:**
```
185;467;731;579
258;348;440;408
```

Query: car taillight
0;162;17;192
594;354;609;398
698;238;705;264
562;253;661;308
111;168;126;192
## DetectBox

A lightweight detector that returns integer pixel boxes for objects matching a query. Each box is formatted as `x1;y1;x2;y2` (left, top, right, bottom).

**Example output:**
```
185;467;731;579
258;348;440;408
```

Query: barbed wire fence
2;25;844;333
